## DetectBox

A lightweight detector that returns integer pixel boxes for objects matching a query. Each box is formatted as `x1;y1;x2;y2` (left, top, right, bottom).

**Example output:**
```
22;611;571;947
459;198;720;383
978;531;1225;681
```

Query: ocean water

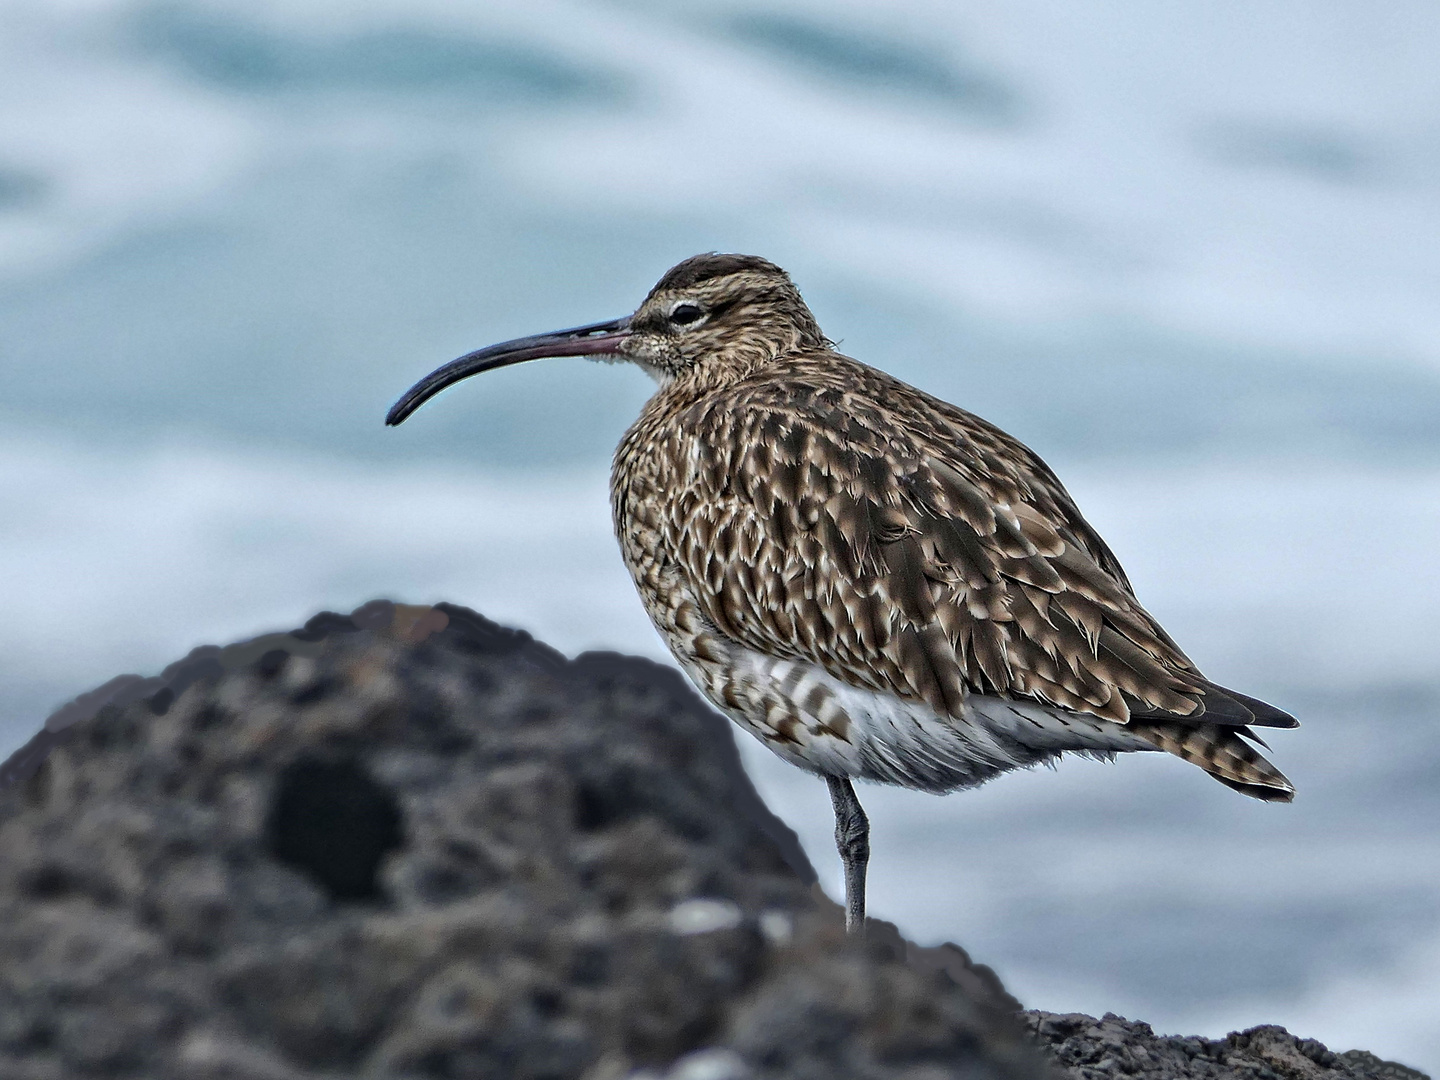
1;0;1437;1068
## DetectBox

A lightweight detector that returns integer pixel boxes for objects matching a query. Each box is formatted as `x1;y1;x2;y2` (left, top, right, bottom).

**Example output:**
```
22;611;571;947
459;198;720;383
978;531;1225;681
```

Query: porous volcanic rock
1025;1012;1430;1080
0;601;1037;1080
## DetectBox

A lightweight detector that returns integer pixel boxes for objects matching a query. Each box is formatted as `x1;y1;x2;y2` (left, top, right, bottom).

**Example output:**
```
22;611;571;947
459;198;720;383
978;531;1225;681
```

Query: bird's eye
669;303;704;326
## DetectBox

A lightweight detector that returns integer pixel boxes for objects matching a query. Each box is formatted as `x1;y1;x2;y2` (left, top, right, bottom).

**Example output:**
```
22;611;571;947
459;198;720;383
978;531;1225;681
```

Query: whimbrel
387;253;1296;934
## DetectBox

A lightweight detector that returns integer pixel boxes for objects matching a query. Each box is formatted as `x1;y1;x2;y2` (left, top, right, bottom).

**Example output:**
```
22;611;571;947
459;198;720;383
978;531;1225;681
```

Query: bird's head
386;253;826;426
625;253;827;379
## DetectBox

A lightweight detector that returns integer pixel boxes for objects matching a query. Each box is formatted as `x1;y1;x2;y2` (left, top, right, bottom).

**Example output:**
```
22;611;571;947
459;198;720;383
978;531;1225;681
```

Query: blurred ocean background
2;0;1438;1067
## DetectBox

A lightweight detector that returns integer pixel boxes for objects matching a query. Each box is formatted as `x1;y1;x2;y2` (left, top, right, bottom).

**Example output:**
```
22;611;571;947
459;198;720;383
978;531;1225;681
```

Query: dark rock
1026;1012;1430;1080
0;601;1039;1080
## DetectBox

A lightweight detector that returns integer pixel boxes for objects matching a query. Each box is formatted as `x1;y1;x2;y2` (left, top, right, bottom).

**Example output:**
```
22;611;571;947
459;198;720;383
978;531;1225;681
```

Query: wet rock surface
0;601;1035;1080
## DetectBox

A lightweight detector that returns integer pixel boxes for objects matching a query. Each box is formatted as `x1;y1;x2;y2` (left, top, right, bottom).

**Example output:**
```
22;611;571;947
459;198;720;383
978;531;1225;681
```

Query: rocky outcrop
1026;1013;1429;1080
0;602;1426;1080
0;601;1033;1080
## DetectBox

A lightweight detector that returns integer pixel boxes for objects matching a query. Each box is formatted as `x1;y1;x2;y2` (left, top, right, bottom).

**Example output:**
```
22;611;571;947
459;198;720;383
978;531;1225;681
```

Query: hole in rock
265;755;404;902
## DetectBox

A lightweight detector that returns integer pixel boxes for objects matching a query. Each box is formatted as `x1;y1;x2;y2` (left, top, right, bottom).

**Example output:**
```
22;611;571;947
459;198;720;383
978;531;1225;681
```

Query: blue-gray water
1;0;1437;1068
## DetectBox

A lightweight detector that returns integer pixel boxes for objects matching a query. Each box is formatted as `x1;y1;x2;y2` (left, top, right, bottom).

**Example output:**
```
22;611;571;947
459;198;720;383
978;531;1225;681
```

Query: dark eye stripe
669;303;704;326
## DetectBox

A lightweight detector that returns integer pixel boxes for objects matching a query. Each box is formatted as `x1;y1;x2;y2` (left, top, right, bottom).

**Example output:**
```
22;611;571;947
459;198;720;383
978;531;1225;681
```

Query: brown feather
604;253;1294;802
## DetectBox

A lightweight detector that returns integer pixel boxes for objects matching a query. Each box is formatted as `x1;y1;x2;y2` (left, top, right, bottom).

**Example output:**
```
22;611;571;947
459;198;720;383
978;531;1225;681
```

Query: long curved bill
385;316;632;426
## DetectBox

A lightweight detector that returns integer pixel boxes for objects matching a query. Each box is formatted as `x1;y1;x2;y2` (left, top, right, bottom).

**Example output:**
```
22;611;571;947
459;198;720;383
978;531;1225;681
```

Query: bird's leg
826;776;869;935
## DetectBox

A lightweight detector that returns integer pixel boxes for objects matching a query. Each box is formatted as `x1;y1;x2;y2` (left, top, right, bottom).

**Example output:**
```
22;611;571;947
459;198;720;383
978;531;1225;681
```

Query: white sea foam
0;1;263;278
1;0;1438;369
0;431;661;719
3;431;1437;729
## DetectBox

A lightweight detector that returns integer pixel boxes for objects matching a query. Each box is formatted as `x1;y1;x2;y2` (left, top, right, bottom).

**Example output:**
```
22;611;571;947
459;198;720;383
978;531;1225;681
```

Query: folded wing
664;359;1294;800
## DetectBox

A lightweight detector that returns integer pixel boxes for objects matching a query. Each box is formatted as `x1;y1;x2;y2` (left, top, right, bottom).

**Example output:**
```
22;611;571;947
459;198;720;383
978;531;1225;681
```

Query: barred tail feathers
1131;719;1295;803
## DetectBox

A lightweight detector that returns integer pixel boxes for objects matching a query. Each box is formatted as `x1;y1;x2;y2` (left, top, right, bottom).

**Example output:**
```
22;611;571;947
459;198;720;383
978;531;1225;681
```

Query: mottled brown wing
666;357;1294;733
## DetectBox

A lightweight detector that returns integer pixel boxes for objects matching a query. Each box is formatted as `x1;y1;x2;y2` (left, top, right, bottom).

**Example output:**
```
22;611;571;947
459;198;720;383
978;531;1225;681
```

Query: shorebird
387;253;1296;934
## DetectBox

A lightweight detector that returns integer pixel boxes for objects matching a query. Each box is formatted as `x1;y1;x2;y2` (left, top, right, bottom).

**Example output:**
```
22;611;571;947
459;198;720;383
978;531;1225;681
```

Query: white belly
691;644;1156;794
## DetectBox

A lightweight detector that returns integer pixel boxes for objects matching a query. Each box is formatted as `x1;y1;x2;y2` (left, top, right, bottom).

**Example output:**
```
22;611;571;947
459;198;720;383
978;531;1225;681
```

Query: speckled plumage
388;252;1297;932
608;255;1295;804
